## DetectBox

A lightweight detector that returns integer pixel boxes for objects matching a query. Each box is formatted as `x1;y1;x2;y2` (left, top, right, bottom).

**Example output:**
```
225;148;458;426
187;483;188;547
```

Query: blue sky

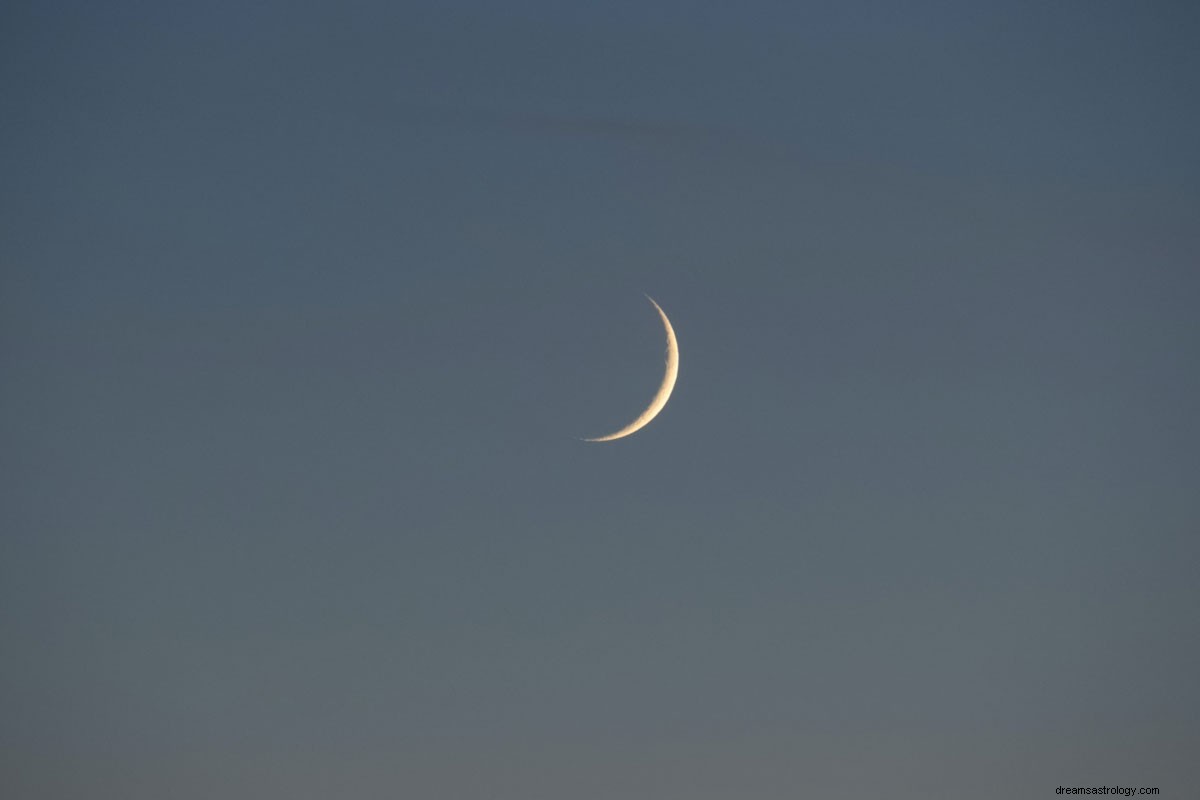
3;2;1198;797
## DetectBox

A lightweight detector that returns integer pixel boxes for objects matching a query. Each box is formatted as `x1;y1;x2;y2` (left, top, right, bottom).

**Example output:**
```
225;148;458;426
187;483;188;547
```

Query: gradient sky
3;2;1199;797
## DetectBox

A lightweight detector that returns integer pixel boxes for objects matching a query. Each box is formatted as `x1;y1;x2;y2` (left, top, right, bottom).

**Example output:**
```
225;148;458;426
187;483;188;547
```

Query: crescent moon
584;295;679;442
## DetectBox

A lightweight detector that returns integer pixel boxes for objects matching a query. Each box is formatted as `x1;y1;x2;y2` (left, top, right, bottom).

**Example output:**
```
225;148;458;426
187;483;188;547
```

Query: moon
584;295;679;442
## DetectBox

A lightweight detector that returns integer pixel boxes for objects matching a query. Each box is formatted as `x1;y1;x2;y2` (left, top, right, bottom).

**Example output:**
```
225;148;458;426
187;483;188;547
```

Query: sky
2;2;1199;797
